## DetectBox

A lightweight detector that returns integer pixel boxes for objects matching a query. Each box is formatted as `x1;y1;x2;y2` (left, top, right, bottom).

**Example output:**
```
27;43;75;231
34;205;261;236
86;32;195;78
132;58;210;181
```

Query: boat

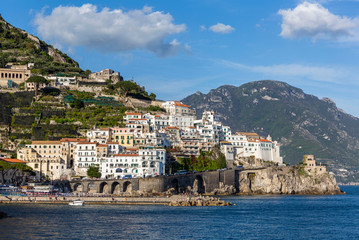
69;200;84;206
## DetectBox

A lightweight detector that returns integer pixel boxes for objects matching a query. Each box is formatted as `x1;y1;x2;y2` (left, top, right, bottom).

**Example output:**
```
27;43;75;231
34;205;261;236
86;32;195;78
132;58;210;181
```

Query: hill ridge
182;80;359;182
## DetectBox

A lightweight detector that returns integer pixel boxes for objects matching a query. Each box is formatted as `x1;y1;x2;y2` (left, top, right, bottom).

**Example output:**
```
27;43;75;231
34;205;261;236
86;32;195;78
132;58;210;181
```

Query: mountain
182;80;359;182
0;14;84;75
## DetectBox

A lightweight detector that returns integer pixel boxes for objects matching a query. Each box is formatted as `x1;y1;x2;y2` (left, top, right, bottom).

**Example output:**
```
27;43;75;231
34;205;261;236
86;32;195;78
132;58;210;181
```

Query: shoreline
0;195;231;206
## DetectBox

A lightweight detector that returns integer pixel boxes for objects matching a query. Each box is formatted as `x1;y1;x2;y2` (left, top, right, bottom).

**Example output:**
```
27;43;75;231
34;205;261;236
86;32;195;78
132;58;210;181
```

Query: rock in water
0;211;9;219
238;166;343;195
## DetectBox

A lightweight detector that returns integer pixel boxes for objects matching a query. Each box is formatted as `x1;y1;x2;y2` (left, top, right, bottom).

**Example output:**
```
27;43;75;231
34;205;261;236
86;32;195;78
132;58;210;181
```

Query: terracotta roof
97;144;108;147
100;128;110;131
0;158;26;163
174;103;191;108
166;127;179;129
32;141;61;145
259;139;272;142
114;154;139;157
125;148;138;151
60;138;87;142
106;142;118;144
220;141;231;144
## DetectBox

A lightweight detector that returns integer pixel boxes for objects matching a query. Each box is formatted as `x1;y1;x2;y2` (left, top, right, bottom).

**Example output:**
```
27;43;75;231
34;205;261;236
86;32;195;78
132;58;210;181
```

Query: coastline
0;195;231;206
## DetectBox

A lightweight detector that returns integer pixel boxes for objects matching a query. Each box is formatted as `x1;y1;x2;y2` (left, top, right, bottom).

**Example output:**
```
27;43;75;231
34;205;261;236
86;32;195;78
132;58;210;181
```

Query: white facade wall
169;115;194;128
100;147;166;179
100;154;140;179
86;129;110;144
75;143;98;176
139;147;166;177
226;134;283;164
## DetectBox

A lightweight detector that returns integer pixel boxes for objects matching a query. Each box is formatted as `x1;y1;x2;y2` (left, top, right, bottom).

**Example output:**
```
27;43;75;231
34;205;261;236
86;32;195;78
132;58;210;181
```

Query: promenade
0;194;230;206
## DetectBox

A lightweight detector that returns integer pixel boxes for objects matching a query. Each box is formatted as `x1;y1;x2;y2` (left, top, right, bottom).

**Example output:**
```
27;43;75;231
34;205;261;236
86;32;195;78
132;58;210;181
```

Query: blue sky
1;0;359;116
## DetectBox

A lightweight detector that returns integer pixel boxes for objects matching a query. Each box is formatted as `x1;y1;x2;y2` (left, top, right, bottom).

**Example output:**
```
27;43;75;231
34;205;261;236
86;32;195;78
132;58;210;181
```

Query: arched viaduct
70;169;242;195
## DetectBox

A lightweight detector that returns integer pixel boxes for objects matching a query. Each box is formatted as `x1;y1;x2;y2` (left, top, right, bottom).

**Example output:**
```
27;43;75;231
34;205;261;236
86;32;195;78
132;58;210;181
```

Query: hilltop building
0;64;31;88
303;155;327;175
89;69;122;83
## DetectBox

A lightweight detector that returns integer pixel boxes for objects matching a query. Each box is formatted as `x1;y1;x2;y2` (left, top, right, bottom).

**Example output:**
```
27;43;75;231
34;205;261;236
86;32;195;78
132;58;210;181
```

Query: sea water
0;186;358;239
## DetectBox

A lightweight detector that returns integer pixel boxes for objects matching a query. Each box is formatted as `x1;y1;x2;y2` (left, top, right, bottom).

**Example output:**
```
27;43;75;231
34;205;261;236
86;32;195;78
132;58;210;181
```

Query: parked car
175;170;188;175
122;175;132;179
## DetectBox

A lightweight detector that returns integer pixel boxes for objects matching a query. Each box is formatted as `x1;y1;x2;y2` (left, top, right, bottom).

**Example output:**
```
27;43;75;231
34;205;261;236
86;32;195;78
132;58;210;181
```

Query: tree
87;166;101;178
84;69;92;78
26;75;49;84
72;99;84;109
149;93;156;101
114;80;141;97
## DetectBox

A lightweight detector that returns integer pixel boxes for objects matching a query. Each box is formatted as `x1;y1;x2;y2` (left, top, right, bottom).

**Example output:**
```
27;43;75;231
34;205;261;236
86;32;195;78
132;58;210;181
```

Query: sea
1;186;359;240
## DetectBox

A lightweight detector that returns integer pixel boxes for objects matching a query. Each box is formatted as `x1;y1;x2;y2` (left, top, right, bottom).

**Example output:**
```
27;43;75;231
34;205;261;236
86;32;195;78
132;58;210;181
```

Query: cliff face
0;14;82;74
238;166;342;195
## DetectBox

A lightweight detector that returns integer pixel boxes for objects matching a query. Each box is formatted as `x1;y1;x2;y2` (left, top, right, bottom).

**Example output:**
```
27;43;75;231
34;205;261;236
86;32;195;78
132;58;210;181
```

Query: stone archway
99;182;109;194
193;176;205;194
171;178;180;193
111;182;121;195
123;181;132;193
87;181;96;193
73;183;83;192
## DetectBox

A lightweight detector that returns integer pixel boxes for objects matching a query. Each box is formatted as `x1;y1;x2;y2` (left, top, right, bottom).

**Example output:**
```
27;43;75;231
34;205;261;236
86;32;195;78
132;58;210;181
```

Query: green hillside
0;14;84;76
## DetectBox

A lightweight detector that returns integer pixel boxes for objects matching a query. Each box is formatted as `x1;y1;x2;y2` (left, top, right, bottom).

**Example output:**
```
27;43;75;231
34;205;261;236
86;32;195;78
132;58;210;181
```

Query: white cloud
209;23;235;34
219;59;351;84
34;4;186;57
200;25;207;31
278;1;359;41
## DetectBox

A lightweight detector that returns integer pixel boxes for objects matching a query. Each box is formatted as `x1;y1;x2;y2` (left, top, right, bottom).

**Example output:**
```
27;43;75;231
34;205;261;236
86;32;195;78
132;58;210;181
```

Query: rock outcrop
168;196;232;206
238;166;342;195
210;182;236;195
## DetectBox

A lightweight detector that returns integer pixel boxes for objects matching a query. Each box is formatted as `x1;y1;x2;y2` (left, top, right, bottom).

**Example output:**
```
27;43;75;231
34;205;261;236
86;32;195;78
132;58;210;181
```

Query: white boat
69;200;84;206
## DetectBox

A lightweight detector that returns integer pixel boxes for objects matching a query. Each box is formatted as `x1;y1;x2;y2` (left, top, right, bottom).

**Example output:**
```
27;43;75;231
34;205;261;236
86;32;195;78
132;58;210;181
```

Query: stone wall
70;167;342;196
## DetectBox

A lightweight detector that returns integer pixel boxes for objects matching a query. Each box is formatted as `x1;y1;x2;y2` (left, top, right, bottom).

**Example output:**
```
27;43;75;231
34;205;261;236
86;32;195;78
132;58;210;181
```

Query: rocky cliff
0;14;83;75
238;166;342;195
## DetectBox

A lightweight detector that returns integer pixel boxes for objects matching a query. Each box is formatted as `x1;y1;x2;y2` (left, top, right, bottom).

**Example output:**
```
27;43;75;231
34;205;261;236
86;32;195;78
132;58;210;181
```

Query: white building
169;115;195;128
100;147;166;179
74;142;98;176
86;128;111;144
47;76;77;87
162;101;196;116
221;133;283;164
